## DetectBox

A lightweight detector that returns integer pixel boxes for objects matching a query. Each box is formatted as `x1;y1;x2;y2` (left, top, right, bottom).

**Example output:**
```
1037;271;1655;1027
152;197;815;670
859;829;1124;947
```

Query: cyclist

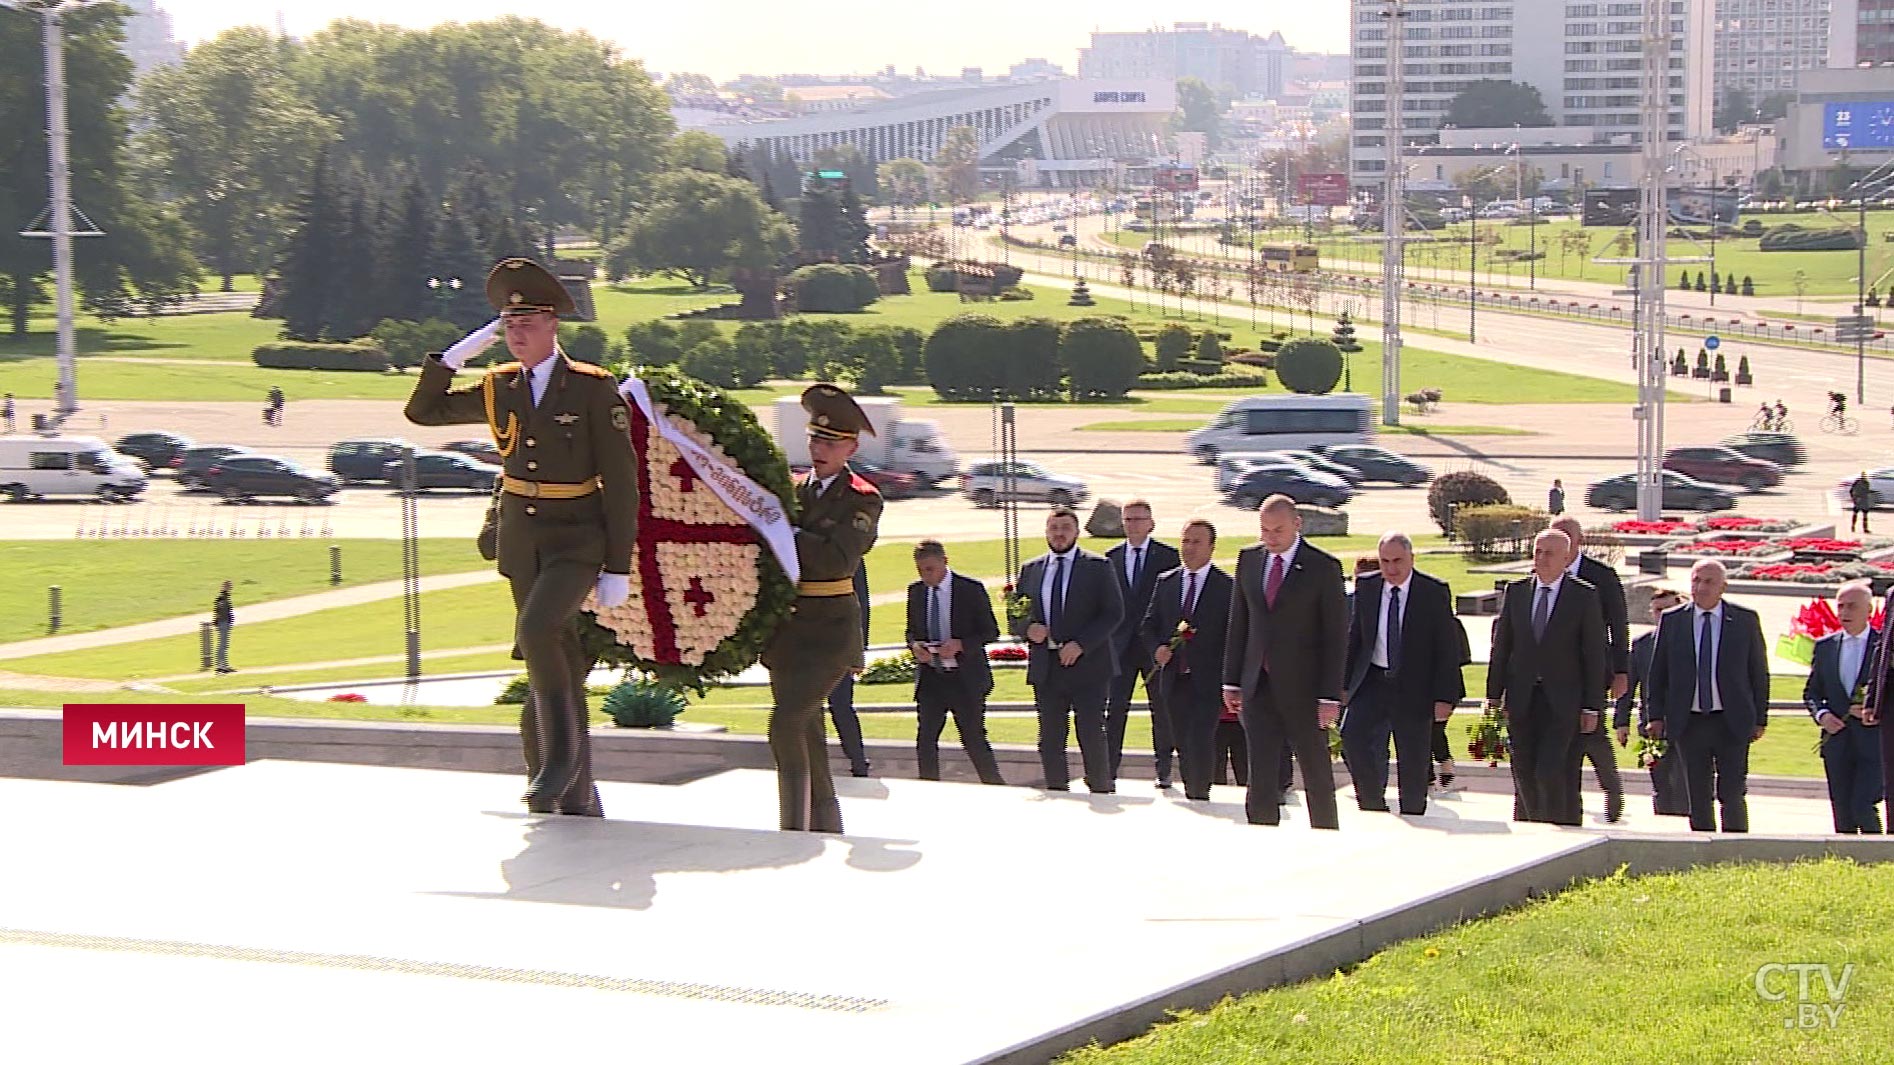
1830;391;1848;419
1774;399;1789;430
1756;402;1774;430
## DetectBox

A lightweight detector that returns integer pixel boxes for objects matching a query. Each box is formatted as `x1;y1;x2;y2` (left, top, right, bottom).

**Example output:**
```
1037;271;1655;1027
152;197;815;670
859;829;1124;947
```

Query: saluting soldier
765;384;884;833
404;257;638;816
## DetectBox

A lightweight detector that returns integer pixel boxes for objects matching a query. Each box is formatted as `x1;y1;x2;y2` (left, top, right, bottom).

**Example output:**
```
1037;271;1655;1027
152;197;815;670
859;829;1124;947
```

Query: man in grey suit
1487;528;1607;826
907;541;1006;785
1141;519;1231;802
1222;495;1348;828
1803;580;1884;834
1552;516;1630;822
1106;500;1183;786
1647;558;1770;832
1012;508;1124;793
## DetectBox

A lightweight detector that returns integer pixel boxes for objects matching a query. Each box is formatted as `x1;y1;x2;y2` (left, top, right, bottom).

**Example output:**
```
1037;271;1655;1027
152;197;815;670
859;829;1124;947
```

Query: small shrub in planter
1735;354;1752;386
602;677;688;728
1455;504;1549;557
1693;349;1711;378
1711;352;1728;382
1741;275;1755;296
1428;470;1510;536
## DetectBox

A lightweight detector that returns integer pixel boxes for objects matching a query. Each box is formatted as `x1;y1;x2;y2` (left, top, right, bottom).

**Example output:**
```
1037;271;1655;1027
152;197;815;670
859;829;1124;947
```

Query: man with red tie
1141;519;1233;801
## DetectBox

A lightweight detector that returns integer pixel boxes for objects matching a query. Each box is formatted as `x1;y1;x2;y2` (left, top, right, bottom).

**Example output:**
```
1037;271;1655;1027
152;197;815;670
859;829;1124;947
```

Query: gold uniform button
525;437;536;448
525;505;538;516
526;461;538;471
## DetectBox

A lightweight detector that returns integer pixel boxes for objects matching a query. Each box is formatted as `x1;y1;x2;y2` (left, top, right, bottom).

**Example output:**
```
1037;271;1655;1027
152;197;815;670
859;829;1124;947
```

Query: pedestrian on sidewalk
1850;472;1874;534
212;580;234;674
1547;478;1566;516
2;392;14;433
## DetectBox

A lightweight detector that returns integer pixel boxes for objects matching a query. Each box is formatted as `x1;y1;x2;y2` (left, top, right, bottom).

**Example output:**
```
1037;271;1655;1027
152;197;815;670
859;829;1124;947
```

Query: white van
1186;394;1372;464
0;434;148;502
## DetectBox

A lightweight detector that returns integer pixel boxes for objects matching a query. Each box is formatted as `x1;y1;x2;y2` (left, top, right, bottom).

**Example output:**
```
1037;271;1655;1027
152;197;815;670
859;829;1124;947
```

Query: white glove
595;572;631;609
439;318;501;371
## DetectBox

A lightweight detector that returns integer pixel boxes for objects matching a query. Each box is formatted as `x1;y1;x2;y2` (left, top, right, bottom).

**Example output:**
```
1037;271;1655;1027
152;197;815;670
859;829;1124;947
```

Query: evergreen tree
275;155;345;341
838;186;873;263
369;172;437;324
427;209;493;330
330;170;383;340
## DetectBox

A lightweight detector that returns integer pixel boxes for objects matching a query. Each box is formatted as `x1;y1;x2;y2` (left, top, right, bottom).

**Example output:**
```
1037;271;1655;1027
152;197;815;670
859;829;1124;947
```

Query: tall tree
134;27;334;291
1444;80;1553;128
370;172;437;324
667;130;728;172
1171;77;1223;150
1714;87;1756;134
606;169;793;289
877;158;930;206
273;156;345;341
934;125;980;204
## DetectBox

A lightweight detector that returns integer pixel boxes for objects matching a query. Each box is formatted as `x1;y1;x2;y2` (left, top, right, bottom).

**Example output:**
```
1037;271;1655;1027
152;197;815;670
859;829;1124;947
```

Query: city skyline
152;0;1351;82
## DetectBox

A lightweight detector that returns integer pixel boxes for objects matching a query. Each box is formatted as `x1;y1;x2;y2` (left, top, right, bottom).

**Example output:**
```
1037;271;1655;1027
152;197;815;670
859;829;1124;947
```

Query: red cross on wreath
623;397;760;664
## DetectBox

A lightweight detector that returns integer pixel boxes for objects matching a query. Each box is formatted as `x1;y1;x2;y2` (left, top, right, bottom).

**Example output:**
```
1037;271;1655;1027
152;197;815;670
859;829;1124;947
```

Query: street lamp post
426;276;463;319
1841;162;1894;405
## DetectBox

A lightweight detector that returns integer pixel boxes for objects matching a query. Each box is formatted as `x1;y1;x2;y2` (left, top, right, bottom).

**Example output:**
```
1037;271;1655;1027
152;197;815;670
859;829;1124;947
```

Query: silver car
959;460;1090;508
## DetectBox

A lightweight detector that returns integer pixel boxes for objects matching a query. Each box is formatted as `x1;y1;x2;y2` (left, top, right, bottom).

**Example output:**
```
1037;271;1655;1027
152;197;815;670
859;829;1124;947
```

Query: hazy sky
158;1;1350;81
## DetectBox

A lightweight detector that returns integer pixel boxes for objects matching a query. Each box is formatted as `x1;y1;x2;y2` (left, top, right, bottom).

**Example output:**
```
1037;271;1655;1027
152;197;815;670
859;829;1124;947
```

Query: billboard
1823;101;1894;151
1298;172;1350;207
1581;188;1638;227
1582;187;1741;227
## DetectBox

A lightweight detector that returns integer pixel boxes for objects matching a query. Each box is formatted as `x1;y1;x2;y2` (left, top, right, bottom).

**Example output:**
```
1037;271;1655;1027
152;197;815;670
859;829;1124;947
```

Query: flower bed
1609;519;1696;535
1660;537;1780;557
1703;516;1796;533
1732;559;1894;583
987;644;1028;662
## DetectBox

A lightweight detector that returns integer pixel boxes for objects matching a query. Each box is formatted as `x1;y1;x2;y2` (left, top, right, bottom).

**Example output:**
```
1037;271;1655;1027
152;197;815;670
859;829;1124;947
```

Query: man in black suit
1141;519;1231;802
1013;507;1124;793
824;562;873;778
1487;528;1607;826
1222;494;1347;828
1615;587;1691;817
1646;558;1771;833
1340;531;1467;816
1552;517;1630;822
906;540;1006;785
1803;580;1884;833
1106;500;1183;786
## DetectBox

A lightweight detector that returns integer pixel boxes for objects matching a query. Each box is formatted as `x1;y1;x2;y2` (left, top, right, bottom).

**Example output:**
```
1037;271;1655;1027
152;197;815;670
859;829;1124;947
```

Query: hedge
252;340;390;372
1135;371;1266;390
788;263;880;312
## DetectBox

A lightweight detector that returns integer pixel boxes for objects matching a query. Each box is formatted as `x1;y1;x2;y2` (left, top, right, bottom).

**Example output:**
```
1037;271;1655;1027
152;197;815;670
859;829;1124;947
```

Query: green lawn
1059;857;1890;1065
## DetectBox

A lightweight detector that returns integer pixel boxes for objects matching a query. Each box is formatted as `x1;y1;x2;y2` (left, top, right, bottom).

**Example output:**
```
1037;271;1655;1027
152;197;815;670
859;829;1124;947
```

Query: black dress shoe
851;767;871;778
1185;793;1210;802
1156;779;1173;790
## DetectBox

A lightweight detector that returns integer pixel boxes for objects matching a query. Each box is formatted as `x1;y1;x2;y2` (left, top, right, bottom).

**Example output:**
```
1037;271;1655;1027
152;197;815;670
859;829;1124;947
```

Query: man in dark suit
1646;558;1771;833
1552;517;1630;822
1340;531;1467;816
1012;507;1124;793
907;540;1005;784
1106;500;1183;786
1222;494;1347;828
824;562;872;778
1615;588;1691;817
1487;528;1607;826
1803;580;1884;833
1141;519;1231;801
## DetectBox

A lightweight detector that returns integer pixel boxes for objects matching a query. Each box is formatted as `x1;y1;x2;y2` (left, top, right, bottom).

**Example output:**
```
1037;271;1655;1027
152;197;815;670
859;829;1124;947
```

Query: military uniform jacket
403;354;638;580
763;468;883;674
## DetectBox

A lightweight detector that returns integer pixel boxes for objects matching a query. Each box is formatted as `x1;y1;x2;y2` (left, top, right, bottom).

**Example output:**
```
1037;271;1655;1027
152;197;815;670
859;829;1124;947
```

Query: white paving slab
0;761;1847;1064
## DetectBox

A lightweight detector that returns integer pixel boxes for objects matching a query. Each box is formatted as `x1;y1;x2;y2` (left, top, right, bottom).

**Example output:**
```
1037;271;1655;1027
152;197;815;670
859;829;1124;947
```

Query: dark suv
172;445;252;490
383;451;500;493
115;431;193;473
327;438;414;484
205;454;340;504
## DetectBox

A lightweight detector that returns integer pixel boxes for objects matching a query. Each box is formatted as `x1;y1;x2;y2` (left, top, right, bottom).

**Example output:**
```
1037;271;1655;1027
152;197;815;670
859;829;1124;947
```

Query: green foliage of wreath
576;364;797;692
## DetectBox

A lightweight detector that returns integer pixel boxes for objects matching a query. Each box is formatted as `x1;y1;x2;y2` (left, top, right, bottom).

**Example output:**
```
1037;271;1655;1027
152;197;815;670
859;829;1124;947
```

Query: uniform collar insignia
554;412;579;425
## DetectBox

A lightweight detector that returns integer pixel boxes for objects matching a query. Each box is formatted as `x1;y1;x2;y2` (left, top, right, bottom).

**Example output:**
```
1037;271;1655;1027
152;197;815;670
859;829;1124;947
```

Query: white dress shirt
1372;575;1411;669
1268;537;1301;580
1040;550;1077;616
924;569;957;667
526;356;556;407
1179;562;1212;613
1828;628;1871;723
1123;538;1151;587
1692;604;1723;713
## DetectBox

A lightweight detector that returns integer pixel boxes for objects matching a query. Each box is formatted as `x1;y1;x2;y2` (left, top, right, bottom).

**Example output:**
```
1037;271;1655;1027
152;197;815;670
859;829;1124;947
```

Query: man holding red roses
1140;519;1231;802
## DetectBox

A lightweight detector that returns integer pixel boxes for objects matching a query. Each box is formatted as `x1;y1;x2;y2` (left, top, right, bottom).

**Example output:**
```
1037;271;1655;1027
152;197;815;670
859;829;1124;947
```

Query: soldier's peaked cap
802;383;875;441
485;257;575;317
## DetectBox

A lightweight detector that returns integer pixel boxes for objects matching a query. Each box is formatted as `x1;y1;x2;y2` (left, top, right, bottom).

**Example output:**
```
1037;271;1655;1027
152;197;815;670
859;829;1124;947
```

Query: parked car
1221;464;1355;511
114;430;193;473
1263;449;1364;485
1585;470;1736;513
1311;443;1433;486
383;451;499;493
959;460;1089;507
790;460;920;500
328;438;414;484
441;439;502;466
172;445;253;490
1662;445;1784;493
1717;431;1807;468
204;454;340;504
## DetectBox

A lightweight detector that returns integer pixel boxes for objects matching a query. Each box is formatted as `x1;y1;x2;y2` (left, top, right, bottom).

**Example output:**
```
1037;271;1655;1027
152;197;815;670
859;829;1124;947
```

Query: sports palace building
683;79;1177;188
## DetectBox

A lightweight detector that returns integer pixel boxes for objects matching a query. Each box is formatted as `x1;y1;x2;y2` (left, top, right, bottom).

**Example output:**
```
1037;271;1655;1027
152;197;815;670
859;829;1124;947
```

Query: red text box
62;704;247;766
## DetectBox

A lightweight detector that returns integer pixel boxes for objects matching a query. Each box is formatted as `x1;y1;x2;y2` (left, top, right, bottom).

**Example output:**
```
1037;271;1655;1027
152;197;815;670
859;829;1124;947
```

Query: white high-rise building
1712;0;1858;98
1349;0;1714;185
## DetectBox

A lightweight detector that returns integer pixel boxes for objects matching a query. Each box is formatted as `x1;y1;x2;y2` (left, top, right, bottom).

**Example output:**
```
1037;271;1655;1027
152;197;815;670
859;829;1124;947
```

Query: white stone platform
0;762;1864;1064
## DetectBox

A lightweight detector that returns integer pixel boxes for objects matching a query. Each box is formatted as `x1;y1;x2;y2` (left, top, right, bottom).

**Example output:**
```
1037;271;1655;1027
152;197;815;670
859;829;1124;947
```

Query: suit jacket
1107;539;1181;659
1614;630;1659;731
1646;600;1771;738
1486;575;1607;715
1221;539;1347;713
1342;570;1466;710
1011;549;1124;687
906;571;1000;697
1139;564;1232;701
1575;554;1631;678
1802;629;1881;734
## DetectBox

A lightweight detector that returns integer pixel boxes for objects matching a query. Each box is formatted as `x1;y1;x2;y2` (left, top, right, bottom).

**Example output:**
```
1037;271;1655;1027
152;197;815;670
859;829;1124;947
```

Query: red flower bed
1782;538;1864;553
327;693;367;703
1704;516;1772;530
987;645;1028;662
1673;538;1773;555
1613;520;1695;535
1747;563;1835;579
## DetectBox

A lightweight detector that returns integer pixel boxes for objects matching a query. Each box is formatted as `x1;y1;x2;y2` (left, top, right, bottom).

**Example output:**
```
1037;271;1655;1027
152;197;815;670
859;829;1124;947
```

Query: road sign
1298;172;1349;207
1704;335;1720;350
1837;314;1874;328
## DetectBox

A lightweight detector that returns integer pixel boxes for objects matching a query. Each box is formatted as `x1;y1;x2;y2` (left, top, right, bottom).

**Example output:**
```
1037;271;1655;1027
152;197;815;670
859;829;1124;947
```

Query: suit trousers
769;658;850;833
1648;750;1692;816
509;559;602;813
826;672;870;776
1674;713;1751;833
916;671;1004;785
1341;669;1434;815
1214;718;1248;786
1577;725;1625;822
1509;686;1583;826
1821;726;1885;834
1166;670;1222;800
1241;678;1339;829
1108;647;1174;782
1034;674;1113;793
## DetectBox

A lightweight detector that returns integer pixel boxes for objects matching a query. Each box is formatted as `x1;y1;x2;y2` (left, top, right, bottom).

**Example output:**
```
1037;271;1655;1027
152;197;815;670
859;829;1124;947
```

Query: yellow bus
1258;242;1319;273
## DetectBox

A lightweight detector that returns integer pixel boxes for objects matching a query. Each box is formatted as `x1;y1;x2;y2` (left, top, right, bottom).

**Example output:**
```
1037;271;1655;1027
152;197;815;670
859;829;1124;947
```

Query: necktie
1265;553;1285;607
1696;610;1715;711
1049;555;1066;636
1131;546;1144;588
927;584;944;644
1531;585;1551;641
1183;571;1200;619
1386;585;1404;674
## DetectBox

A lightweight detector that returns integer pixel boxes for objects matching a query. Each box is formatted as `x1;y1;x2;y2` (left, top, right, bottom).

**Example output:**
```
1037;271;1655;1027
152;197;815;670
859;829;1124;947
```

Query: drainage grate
0;927;888;1013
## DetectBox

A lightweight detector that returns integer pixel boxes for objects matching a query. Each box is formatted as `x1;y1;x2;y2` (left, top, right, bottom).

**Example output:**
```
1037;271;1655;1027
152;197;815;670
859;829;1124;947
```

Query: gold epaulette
487;362;522;376
566;359;612;378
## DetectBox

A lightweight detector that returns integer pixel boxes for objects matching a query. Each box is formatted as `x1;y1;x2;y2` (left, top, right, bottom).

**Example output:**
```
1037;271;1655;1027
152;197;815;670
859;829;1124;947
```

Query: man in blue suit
1803;580;1885;833
1106;500;1182;786
1012;508;1124;793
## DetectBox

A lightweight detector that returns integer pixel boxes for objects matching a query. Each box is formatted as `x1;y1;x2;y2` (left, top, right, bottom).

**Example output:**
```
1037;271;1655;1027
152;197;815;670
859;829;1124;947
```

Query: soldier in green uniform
404;258;639;816
764;384;884;833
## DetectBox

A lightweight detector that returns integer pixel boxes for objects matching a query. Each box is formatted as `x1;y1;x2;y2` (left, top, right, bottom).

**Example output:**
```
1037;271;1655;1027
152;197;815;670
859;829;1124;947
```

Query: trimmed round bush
1428;470;1511;536
1154;323;1194;372
789;263;879;312
924;314;1006;400
1275;337;1344;395
1061;316;1147;400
